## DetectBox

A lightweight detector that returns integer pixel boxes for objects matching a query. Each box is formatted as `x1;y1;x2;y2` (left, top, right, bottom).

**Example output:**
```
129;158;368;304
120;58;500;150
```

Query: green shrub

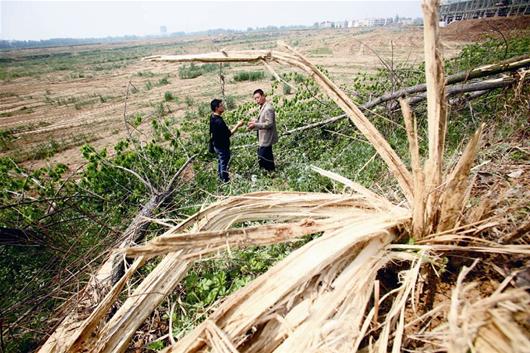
31;139;62;159
178;63;218;79
233;70;265;82
136;71;155;77
184;96;194;107
164;91;174;102
158;76;170;86
0;130;14;151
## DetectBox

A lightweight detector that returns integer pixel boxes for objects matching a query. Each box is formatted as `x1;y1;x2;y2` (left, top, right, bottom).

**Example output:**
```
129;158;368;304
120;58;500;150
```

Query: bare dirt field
0;20;524;171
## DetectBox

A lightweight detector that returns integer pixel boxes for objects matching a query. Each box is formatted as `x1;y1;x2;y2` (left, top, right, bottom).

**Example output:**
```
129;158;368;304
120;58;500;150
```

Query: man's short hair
253;89;265;96
211;99;223;112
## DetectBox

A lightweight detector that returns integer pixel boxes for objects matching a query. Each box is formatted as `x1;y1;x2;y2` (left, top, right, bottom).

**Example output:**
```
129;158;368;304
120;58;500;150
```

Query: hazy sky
1;0;423;40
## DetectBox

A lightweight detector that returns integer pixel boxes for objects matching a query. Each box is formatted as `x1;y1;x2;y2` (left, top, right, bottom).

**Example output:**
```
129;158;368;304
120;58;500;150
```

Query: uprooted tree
36;1;529;352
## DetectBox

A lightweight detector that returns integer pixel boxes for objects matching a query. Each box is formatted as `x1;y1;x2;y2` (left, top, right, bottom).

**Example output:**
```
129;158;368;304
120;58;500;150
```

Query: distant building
334;20;349;28
160;26;167;35
315;15;422;30
398;17;415;25
357;19;371;27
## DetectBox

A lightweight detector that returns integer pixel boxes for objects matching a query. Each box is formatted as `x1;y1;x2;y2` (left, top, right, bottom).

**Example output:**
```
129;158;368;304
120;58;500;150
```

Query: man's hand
247;121;256;130
231;120;245;135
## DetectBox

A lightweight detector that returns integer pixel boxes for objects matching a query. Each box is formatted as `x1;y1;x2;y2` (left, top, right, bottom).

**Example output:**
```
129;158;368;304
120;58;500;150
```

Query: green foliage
233;70;265;82
147;340;165;351
0;129;15;151
184;96;194;107
136;70;156;77
445;35;530;74
0;114;191;348
31;139;62;159
144;77;170;91
178;63;218;79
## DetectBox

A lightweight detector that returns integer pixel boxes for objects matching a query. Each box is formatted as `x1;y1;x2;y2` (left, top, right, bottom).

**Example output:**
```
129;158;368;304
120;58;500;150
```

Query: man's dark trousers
258;145;275;171
215;146;231;182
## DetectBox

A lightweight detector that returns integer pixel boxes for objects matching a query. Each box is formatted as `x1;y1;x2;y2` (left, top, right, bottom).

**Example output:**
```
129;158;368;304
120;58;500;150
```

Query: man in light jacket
247;89;278;171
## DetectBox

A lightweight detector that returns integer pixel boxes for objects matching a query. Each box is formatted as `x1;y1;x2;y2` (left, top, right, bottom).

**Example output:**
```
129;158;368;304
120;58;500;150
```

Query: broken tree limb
37;155;195;353
438;124;483;232
121;217;345;258
284;73;523;136
364;54;530;109
278;40;414;202
283;114;346;136
447;89;490;106
399;98;425;240
110;155;196;283
403;75;521;107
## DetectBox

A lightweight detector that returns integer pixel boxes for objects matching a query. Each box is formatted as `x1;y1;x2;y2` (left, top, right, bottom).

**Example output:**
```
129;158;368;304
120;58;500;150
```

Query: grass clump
178;63;218;79
310;47;332;56
233;70;265;82
164;91;174;102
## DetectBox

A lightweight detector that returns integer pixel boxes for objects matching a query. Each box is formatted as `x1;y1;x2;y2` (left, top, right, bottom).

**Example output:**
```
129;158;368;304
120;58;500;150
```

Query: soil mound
442;15;530;41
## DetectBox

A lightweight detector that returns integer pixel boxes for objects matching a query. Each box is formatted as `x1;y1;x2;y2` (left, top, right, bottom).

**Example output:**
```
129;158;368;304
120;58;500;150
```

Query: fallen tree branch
283;114;346;136
110;155;196;283
365;54;530;109
37;155;195;353
284;73;523;136
403;76;520;107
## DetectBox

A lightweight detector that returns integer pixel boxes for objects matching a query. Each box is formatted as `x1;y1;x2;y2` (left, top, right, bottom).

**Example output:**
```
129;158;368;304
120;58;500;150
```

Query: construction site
440;0;530;23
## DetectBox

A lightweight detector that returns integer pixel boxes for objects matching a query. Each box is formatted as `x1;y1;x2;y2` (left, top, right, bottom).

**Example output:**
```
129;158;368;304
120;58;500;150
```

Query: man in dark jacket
209;99;243;182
